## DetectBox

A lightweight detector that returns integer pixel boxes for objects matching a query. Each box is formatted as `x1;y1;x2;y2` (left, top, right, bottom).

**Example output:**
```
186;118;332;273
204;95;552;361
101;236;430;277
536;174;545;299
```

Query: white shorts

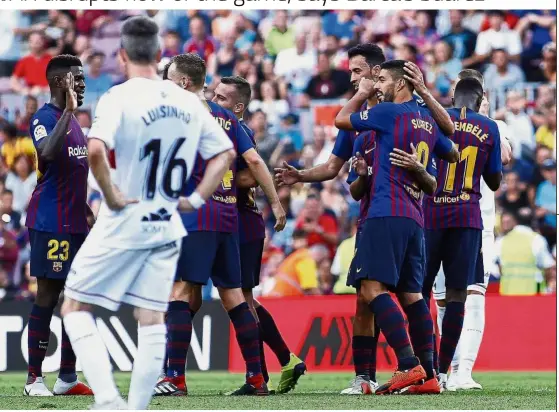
433;230;495;300
64;237;181;312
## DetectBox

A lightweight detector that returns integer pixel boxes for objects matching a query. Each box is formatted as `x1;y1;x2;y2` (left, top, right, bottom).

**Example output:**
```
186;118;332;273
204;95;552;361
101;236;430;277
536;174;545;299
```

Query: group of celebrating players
20;13;511;410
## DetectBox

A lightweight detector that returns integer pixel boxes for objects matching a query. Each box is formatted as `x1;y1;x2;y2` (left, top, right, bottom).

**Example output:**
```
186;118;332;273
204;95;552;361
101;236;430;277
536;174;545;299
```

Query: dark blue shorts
346;226;363;287
175;231;241;289
351;217;425;293
240;239;264;289
425;228;483;291
29;229;86;280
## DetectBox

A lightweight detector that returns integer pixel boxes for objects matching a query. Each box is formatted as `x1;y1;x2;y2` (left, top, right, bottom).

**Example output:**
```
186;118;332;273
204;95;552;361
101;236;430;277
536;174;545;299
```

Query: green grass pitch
0;371;555;409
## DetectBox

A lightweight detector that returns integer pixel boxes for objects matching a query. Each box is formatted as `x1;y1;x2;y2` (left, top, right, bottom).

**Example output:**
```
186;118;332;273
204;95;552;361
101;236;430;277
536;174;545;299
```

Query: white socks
63;311;120;405
457;294;485;377
436;304;445;340
128;324;167;410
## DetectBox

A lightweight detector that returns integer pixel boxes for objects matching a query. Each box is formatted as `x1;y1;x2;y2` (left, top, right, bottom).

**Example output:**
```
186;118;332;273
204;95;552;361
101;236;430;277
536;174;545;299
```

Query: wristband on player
187;192;205;210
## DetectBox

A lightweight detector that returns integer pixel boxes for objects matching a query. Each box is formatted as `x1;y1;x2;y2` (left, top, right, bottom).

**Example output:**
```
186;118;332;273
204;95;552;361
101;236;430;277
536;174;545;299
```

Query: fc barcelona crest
53;262;63;272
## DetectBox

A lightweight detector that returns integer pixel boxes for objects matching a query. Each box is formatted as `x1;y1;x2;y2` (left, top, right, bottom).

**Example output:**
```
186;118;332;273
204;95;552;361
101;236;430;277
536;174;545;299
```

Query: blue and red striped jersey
332;103;367;161
349;99;454;227
423;107;502;230
346;131;376;232
181;100;254;233
26;103;89;234
237;120;265;243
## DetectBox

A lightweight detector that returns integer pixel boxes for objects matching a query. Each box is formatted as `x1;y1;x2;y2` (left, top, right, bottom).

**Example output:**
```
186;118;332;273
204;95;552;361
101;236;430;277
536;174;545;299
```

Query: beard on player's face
377;84;396;103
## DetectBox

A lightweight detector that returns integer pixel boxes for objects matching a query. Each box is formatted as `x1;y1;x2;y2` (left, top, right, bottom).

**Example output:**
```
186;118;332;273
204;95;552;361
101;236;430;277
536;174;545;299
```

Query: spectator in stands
0;123;35;170
426;40;462;100
0;215;19;285
318;258;334;294
320;179;347;218
83;51;113;107
276;113;303;152
394;43;418;64
183;15;217;61
207;30;238;78
323;35;348;71
15;262;36;301
262;229;321;297
300;53;352;107
248;80;289;128
295;194;338;258
514;11;557;64
441;10;478;61
4;155;36;213
10;32;51;95
161;30;181;59
322;11;359;47
495;91;535;160
527;145;554;203
535;159;557;248
405;11;439;55
535;104;556;152
541;41;557;82
483;49;526;89
15;95;38;136
0;190;22;234
332;220;357;295
495;209;555;295
264;11;294;58
468;11;522;67
499;172;531;215
0;10;28;77
70;10;111;36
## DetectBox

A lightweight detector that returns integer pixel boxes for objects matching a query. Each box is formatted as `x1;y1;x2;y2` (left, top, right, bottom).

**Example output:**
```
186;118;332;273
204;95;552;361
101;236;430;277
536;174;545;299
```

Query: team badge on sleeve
360;111;368;121
34;125;48;141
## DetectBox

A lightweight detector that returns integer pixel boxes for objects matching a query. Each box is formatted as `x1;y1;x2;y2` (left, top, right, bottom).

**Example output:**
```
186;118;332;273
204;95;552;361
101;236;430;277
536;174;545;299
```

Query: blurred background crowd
0;9;555;301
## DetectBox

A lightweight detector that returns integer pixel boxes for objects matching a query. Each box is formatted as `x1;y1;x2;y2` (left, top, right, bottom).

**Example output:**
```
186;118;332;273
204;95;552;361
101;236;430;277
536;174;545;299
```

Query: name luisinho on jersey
141;105;191;127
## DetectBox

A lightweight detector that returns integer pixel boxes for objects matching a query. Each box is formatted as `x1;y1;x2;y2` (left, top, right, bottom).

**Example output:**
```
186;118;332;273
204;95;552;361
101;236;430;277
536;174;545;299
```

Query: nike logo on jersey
68;146;88;159
357;268;362;273
365;148;374;155
67;129;72;135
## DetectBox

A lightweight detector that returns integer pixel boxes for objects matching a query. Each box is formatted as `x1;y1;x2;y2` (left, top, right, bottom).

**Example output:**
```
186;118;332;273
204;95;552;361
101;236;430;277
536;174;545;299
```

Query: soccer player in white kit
433;69;512;390
60;17;236;410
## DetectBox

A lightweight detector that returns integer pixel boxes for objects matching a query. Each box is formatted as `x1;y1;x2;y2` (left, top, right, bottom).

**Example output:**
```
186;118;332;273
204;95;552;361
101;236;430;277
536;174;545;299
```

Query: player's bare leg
359;281;425;395
61;298;126;409
251;296;306;394
24;278;92;397
155;281;202;396
397;292;439;395
342;291;377;395
221;287;269;396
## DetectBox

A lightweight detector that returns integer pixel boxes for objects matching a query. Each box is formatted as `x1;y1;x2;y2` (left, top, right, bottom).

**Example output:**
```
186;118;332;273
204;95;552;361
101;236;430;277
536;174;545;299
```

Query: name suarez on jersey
453;121;489;142
411;119;433;134
142;105;191;126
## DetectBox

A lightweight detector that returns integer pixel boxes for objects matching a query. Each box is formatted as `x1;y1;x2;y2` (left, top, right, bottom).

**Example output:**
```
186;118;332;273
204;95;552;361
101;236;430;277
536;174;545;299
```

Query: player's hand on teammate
271;201;287;232
274;161;301;187
357;78;376;98
62;72;78;112
403;62;428;96
389;143;423;172
105;185;139;211
351;152;368;177
178;196;195;213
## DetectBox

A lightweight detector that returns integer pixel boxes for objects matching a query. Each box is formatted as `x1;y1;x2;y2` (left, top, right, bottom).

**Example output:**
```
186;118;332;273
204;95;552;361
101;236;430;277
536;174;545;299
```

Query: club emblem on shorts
53;262;63;272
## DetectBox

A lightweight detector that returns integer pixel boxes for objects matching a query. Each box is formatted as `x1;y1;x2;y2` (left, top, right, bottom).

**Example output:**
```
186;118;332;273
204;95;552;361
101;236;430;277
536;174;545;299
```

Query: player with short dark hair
23;54;93;397
213;75;307;394
403;77;503;394
61;16;236;410
156;54;286;397
335;59;456;395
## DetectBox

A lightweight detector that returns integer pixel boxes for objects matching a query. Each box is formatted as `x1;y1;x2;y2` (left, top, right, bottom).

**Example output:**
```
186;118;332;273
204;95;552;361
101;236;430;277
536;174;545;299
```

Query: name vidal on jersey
142;105;191;126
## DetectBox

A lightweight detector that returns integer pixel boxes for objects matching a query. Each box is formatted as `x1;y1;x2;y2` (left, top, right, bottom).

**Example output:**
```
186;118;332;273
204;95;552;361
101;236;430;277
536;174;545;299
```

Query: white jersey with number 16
86;78;233;250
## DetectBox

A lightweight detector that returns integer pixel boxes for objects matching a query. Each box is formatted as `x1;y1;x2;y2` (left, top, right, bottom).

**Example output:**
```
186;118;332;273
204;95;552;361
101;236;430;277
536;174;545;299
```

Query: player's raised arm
335;78;376;130
482;122;503;192
403;61;455;137
34;72;79;162
389;143;437;195
179;102;236;212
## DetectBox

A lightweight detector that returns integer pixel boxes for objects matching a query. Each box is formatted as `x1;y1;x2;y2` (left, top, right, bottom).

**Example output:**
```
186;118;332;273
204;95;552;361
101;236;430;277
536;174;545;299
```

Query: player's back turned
424;78;503;230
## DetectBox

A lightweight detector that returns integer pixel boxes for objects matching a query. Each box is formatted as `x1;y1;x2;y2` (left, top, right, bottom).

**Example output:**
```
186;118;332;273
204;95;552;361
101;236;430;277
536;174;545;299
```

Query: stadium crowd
0;9;556;301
